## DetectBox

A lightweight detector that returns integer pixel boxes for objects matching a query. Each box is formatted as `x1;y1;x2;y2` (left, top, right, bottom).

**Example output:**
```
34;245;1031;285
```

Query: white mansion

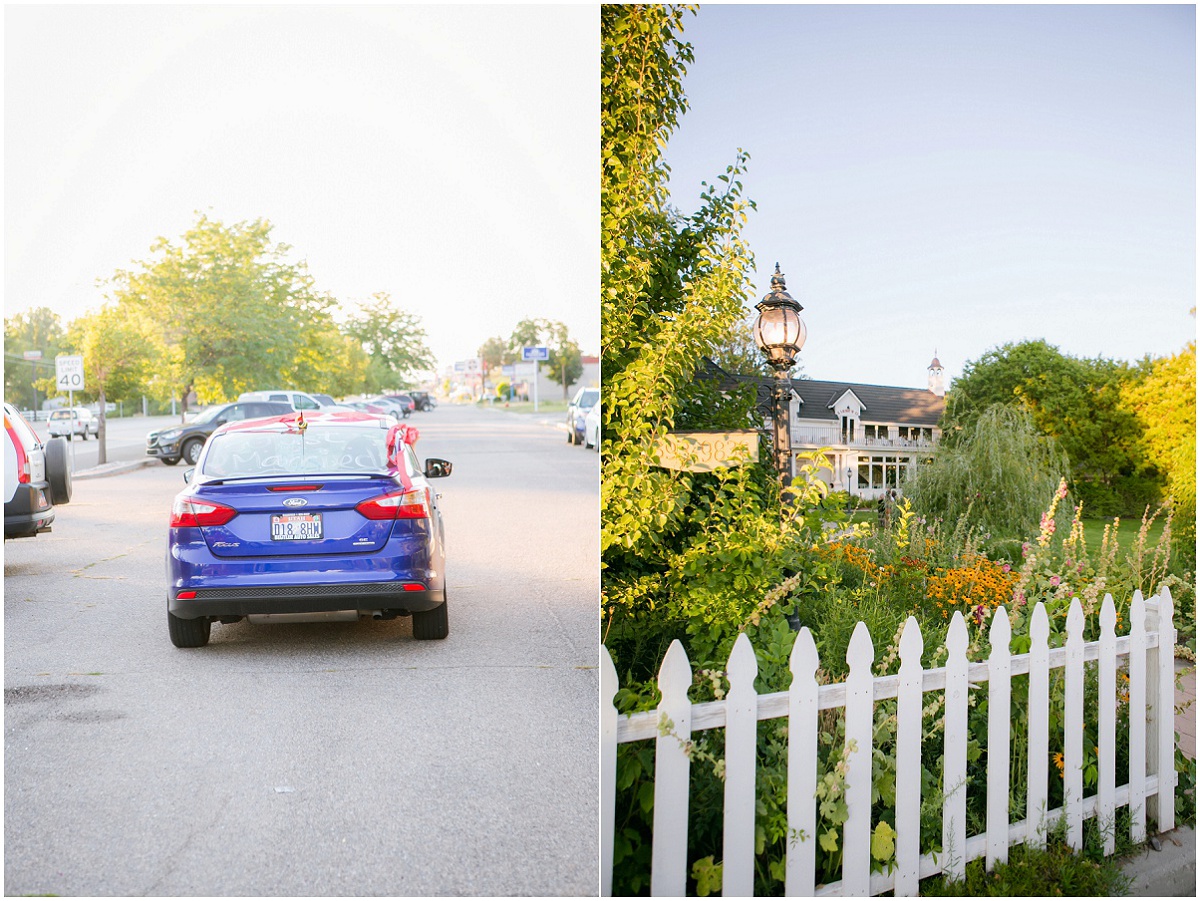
788;356;946;499
705;355;947;499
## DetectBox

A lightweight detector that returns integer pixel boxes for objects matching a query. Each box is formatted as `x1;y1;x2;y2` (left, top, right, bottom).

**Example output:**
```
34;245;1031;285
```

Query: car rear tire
44;437;72;505
412;597;448;640
182;438;203;466
160;457;180;466
168;611;211;648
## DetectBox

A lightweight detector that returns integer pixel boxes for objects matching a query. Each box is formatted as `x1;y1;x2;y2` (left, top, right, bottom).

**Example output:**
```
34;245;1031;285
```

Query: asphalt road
4;403;600;896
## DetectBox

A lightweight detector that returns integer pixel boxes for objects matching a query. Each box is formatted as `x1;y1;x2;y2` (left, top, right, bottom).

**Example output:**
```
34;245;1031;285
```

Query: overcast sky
5;5;599;372
664;4;1195;389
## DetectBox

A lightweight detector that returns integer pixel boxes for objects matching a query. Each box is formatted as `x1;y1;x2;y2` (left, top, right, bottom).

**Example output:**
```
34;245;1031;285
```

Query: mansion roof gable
794;378;944;427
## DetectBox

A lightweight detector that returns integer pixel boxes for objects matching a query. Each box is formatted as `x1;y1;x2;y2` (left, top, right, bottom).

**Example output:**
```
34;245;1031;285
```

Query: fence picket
1027;602;1050;849
986;607;1012;870
942;613;969;882
724;634;759;897
787;628;820;897
1098;595;1117;855
1128;590;1147;843
894;617;924;896
1064;599;1085;850
843;622;875;896
652;640;692;897
601;649;619;897
1156;586;1176;832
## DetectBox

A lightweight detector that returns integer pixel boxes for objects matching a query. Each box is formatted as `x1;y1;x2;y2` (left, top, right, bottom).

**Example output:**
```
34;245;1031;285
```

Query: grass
1081;516;1168;556
920;834;1132;896
480;398;569;414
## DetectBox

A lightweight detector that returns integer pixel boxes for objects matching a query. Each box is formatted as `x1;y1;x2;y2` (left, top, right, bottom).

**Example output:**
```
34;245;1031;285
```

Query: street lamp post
753;263;807;486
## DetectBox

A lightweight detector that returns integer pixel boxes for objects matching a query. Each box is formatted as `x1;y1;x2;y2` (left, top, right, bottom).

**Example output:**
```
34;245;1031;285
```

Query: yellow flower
1053;752;1064;776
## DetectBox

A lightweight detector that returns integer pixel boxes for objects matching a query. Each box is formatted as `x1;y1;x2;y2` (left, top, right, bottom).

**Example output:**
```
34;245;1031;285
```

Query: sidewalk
73;458;156;480
1117;657;1196;896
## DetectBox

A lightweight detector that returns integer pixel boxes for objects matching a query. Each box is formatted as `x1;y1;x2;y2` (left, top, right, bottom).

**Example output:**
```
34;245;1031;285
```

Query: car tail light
170;496;238;528
6;422;30;484
355;488;429;520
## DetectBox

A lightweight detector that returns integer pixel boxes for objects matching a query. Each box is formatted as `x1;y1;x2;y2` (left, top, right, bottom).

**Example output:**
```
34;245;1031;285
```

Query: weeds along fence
601;588;1178;897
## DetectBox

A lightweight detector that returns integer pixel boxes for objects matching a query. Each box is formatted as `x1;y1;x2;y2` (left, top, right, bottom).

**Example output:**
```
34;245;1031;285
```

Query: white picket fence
601;588;1179;896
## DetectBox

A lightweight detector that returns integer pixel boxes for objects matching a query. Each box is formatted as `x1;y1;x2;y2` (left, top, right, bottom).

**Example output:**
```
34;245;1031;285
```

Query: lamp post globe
754;263;806;485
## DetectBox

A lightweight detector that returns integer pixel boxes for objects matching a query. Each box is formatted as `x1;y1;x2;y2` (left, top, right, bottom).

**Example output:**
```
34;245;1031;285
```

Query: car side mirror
183;468;194;484
215;418;226;426
424;458;452;479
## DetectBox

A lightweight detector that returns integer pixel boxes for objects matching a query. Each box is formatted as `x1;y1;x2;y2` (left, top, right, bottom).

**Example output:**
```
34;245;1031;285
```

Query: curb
73;458;157;481
1118;826;1196;897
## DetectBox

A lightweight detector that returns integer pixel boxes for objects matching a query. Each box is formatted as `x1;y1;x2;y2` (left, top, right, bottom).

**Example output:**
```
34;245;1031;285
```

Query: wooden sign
656;430;759;472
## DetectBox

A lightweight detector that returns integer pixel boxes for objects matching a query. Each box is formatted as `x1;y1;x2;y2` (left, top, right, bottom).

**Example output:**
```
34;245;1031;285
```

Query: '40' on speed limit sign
55;355;85;392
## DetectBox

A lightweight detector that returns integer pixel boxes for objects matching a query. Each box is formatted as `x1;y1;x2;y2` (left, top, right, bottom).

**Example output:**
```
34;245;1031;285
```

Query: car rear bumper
169;583;445;618
4;483;54;537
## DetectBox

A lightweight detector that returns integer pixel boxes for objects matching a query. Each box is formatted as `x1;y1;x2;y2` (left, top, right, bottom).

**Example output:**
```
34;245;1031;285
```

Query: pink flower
1050;575;1061;587
1002;563;1012;573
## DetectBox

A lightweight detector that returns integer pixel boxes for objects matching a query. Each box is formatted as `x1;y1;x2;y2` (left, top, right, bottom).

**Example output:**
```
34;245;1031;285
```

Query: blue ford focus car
166;411;452;648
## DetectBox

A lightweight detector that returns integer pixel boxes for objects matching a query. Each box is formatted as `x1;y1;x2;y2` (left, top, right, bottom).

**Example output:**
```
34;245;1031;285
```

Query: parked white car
47;407;99;440
584;396;601;450
237;390;350;412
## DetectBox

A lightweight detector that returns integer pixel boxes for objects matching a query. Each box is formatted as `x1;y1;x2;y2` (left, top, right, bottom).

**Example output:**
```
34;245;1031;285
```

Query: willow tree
904;404;1071;548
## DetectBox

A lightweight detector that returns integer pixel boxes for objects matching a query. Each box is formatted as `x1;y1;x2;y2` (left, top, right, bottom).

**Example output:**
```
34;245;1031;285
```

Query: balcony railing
791;426;937;450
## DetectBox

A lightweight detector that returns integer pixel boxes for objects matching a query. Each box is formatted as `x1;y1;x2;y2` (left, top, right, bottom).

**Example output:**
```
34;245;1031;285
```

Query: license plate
271;513;323;541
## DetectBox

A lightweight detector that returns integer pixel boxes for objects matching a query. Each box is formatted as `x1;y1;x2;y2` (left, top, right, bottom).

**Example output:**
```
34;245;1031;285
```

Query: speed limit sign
55;355;85;391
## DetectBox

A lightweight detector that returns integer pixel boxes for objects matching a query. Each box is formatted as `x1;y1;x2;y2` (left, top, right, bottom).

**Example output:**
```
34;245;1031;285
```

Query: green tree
4;307;65;411
904;404;1071;551
106;213;346;410
64;304;157;464
504;318;583;398
943;339;1154;515
547;338;584;399
342;291;435;392
1123;341;1196;558
477;335;513;369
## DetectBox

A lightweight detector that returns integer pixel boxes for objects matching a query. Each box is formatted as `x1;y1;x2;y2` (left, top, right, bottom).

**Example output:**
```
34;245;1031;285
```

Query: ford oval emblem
282;498;308;508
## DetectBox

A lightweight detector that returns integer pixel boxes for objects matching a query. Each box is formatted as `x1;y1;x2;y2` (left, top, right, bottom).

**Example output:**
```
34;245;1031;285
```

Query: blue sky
664;4;1195;388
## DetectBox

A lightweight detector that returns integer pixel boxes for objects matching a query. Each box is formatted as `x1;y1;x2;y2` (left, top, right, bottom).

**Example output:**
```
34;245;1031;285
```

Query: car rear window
49;410;71;420
202;425;391;478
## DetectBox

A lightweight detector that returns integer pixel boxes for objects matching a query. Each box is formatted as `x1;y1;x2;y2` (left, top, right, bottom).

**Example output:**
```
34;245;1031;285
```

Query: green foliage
4;307;65;410
63;304;156;404
919;827;1131;896
106;213;347;403
905;404;1070;551
546;337;585;399
342;291;434;391
1123;342;1196;564
943;339;1160;517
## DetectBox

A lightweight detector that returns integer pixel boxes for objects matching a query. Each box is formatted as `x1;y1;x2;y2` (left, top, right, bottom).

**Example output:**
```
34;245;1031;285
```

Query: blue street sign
522;346;550;362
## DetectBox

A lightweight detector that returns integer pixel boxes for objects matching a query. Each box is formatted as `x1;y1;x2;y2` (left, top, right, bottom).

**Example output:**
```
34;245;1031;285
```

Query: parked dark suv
410;391;437;412
146;400;293;466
